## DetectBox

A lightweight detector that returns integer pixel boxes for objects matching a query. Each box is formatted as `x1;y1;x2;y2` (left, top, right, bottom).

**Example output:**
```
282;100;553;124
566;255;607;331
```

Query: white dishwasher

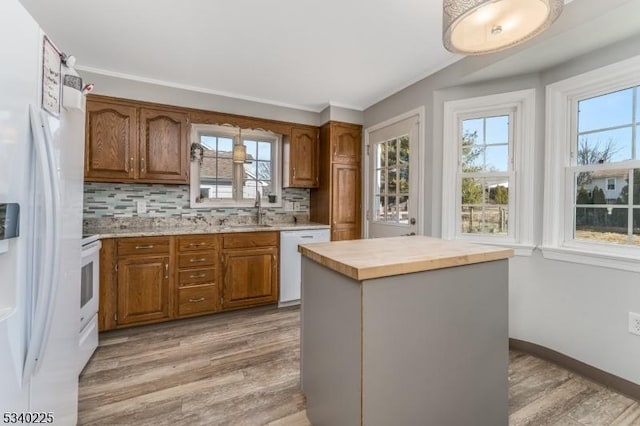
280;229;330;306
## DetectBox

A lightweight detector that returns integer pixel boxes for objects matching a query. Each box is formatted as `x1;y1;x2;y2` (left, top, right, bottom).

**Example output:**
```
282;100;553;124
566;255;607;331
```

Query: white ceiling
18;0;640;113
19;0;461;112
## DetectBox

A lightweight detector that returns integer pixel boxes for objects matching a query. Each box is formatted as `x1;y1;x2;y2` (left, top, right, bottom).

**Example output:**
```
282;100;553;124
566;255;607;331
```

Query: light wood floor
79;306;640;425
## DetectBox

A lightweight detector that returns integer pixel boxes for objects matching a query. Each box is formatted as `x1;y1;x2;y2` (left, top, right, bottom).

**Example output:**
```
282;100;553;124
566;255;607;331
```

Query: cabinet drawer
223;232;278;249
178;285;217;316
178;252;217;268
178;268;216;286
177;235;219;252
117;237;170;256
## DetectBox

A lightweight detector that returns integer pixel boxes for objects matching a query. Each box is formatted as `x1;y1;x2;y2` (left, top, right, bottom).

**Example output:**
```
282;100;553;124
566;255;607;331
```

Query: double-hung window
442;89;536;253
190;124;281;207
544;55;640;270
459;111;514;237
571;86;640;247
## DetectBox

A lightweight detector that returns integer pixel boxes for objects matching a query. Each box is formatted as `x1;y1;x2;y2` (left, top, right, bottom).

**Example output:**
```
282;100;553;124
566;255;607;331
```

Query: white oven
79;236;100;373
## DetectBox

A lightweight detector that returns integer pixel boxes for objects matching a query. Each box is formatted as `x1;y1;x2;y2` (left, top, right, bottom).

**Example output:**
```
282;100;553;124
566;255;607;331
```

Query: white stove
81;234;99;245
79;235;100;373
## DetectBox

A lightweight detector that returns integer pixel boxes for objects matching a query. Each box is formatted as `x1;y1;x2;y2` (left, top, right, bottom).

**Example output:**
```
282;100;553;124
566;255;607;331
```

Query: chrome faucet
255;191;265;225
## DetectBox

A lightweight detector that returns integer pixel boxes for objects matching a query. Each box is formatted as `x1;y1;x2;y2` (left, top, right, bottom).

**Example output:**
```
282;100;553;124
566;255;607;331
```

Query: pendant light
443;0;564;55
233;128;246;163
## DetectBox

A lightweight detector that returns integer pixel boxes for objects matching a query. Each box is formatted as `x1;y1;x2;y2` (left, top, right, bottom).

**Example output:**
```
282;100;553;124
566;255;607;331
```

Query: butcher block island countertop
298;235;514;280
299;236;514;426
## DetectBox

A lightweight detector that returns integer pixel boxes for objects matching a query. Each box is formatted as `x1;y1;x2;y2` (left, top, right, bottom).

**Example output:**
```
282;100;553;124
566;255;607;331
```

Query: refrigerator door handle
23;106;61;382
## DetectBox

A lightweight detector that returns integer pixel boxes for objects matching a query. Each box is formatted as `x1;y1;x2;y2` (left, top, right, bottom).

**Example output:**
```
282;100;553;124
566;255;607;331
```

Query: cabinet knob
129;157;134;171
188;297;206;303
135;245;154;250
190;258;207;263
164;263;169;279
293;167;296;179
141;157;146;172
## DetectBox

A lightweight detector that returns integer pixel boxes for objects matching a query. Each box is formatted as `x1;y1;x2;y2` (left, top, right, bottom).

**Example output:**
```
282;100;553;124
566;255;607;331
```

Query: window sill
453;236;535;256
540;245;640;273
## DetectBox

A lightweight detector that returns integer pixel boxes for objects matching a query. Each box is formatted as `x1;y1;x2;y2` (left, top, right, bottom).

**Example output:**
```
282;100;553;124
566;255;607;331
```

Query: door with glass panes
367;116;419;238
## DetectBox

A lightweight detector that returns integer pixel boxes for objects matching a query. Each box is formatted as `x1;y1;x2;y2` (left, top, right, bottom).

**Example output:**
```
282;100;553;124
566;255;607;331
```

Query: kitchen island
298;236;513;426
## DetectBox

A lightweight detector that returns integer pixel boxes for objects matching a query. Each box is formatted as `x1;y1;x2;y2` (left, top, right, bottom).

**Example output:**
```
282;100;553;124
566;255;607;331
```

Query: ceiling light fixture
443;0;564;55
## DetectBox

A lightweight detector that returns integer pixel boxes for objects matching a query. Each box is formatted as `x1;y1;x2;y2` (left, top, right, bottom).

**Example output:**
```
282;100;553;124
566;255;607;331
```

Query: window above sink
190;124;282;208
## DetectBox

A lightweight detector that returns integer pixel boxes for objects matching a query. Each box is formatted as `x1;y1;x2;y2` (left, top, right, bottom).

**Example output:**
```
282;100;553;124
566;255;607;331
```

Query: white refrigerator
0;0;85;424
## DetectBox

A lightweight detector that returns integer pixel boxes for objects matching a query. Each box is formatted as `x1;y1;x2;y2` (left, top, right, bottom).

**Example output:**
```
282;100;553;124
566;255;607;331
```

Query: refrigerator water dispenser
0;203;19;254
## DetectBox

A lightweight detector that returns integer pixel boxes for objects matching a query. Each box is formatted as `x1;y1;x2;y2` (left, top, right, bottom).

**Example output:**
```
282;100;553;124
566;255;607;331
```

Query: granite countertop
86;222;330;239
298;236;514;280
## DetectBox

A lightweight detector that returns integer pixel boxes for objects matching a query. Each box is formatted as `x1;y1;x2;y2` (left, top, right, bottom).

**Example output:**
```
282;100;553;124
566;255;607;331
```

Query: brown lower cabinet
222;247;278;310
221;231;279;311
175;234;219;318
331;163;360;241
117;254;171;326
99;232;279;331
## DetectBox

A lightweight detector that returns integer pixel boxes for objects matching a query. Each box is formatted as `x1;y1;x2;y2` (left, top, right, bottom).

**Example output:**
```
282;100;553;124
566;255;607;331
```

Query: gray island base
299;236;514;426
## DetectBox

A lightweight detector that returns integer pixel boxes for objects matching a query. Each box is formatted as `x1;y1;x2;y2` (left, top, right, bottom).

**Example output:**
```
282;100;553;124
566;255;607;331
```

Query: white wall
363;29;640;384
319;104;364;125
510;252;640;383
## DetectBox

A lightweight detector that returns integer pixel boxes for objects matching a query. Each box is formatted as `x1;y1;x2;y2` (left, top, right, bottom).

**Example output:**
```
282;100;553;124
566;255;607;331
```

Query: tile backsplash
83;183;310;219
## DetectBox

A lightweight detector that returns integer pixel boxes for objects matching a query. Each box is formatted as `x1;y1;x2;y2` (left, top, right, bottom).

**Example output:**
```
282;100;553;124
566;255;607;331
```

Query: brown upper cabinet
85;100;138;181
283;126;319;188
332;122;361;163
138;108;189;183
85;96;189;184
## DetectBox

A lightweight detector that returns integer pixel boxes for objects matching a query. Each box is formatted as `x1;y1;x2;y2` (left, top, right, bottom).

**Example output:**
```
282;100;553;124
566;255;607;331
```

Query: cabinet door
117;255;171;325
289;127;319;188
85;100;137;181
222;247;278;310
332;163;361;241
138;108;189;183
332;123;361;164
332;227;360;241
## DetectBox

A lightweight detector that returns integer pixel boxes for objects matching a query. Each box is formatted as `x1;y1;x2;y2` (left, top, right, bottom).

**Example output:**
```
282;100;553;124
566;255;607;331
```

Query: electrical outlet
284;201;294;212
137;200;147;215
293;201;300;211
629;312;640;336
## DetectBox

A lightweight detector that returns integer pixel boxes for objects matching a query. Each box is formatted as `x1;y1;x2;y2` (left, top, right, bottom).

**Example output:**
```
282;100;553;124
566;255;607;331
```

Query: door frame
363;106;425;239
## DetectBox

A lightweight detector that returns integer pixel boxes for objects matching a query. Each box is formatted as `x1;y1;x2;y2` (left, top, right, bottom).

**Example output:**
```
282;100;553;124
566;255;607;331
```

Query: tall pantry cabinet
310;121;362;241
